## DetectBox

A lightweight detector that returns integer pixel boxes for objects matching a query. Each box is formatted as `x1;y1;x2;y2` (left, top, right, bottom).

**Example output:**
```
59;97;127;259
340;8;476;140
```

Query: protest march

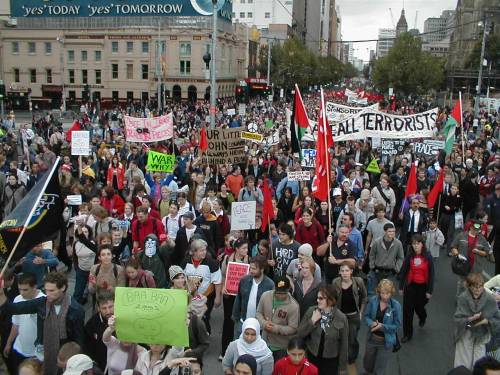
0;1;499;375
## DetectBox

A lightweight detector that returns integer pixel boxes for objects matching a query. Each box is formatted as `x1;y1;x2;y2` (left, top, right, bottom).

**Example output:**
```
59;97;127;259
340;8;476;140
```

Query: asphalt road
65;250;495;375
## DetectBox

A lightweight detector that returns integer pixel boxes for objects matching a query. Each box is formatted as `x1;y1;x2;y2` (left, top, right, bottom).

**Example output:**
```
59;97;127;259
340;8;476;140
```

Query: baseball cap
169;265;185;281
183;211;195;220
332;188;342;197
63;354;93;375
274;276;290;293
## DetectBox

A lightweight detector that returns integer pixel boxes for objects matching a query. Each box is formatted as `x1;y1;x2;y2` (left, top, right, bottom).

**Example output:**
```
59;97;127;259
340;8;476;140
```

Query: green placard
265;119;274;128
366;158;381;174
146;151;175;172
114;287;189;346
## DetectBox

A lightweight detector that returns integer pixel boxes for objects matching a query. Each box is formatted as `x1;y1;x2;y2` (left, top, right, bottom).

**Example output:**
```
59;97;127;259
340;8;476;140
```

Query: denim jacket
364;296;401;349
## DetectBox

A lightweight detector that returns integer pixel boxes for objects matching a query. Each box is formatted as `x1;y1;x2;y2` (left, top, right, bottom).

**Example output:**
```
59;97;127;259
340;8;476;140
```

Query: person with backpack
131;205;166;252
88;247;126;299
124;256;156;288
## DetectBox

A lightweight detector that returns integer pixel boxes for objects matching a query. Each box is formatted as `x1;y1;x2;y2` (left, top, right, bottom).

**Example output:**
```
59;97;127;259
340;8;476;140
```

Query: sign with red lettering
124;113;173;142
224;262;250;296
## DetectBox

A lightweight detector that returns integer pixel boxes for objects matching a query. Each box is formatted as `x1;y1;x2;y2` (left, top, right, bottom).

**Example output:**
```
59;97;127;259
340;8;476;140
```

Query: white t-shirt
245;279;260;320
12;291;45;357
186;225;197;242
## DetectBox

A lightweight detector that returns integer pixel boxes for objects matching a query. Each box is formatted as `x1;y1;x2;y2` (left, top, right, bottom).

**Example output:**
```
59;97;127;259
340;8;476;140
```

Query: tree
372;33;445;95
464;33;500;70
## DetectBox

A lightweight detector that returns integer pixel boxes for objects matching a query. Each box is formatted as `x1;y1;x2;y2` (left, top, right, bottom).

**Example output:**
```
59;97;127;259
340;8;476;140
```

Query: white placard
230;201;256;230
71;131;90;156
238;103;246;116
371;137;381;149
66;195;83;205
287;171;310;181
227;108;236;116
301;149;316;168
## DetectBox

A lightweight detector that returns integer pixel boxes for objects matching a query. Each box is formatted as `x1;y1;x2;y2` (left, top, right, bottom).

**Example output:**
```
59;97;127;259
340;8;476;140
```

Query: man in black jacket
84;290;114;371
174;212;208;264
399;197;428;253
0;272;84;375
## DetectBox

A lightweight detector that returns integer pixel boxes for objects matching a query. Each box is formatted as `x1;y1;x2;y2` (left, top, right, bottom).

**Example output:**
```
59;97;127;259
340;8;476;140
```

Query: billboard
11;0;232;20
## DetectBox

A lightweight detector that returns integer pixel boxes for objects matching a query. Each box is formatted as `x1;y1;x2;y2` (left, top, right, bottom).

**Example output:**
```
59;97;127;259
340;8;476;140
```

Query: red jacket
107;164;125;190
295;219;325;254
131;217;166;249
273;357;318;375
101;194;125;217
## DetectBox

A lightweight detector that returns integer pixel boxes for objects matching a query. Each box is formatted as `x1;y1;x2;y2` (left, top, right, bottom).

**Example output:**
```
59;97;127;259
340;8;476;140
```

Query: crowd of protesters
0;90;498;375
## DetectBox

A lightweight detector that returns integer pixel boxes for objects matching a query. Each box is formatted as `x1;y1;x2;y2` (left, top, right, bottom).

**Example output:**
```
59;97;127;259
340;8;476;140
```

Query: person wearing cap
63;354;100;375
286;244;322;285
19;242;60;290
256;277;300;361
450;221;492;296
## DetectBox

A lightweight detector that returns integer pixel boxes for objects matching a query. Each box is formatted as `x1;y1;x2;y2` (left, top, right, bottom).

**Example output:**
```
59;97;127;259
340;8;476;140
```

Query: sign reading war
11;0;233;20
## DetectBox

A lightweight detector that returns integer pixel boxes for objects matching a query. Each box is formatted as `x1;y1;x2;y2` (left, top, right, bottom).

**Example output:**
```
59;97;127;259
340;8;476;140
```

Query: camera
182;366;192;375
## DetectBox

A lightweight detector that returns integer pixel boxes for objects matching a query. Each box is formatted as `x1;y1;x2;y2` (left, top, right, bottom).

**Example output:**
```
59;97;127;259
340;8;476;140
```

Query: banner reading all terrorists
307;107;438;141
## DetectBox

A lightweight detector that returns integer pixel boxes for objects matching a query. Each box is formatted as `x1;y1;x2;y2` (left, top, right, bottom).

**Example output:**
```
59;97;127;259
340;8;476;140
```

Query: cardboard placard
224;262;250;296
206;127;246;165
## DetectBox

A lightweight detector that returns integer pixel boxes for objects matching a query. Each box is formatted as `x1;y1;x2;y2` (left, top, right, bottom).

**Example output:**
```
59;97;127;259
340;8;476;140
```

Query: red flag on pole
261;177;275;232
450;99;462;126
312;89;334;202
404;161;418;199
199;126;208;152
427;168;445;209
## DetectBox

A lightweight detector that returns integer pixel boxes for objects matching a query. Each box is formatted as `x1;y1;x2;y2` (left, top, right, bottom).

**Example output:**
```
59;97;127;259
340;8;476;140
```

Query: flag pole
320;87;333;256
0;157;61;279
459;91;465;167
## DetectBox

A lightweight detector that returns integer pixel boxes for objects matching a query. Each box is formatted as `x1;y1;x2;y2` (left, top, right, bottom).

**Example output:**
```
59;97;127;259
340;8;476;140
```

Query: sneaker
218;355;223;361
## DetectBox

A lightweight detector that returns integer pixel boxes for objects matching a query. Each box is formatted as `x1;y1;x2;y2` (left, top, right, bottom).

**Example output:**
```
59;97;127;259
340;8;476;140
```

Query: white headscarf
236;318;272;363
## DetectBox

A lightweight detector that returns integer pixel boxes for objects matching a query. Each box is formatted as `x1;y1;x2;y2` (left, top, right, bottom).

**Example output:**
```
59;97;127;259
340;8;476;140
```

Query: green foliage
464;34;500;70
372;33;445;95
264;38;350;89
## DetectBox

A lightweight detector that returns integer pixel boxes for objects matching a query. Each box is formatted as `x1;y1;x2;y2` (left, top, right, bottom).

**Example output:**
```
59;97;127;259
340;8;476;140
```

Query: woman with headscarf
222;318;273;375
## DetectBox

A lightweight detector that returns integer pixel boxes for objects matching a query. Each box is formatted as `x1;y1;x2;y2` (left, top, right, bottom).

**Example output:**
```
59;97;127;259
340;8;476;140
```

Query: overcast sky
336;0;458;61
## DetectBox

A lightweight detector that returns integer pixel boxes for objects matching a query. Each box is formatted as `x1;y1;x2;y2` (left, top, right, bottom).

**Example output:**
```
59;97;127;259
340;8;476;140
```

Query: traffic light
0;83;6;99
235;86;247;103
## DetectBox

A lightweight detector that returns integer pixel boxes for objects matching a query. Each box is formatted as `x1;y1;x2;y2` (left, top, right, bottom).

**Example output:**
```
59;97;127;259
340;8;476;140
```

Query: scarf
319;308;334;332
124;342;139;370
43;294;70;375
236;318;273;363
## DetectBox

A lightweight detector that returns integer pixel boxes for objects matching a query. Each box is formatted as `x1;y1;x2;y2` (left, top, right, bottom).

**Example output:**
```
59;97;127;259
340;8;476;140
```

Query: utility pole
210;0;218;128
57;37;66;112
267;39;272;87
157;21;162;113
475;18;487;115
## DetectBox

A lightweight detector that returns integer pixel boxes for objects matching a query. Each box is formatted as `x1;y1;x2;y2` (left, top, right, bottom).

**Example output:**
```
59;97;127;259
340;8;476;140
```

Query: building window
180;60;191;75
112;64;118;79
95;50;102;62
265;12;270;18
81;50;88;62
142;92;149;102
68;50;74;62
180;42;191;57
142;41;149;53
11;42;19;54
127;91;134;101
46;69;52;83
45;42;52;54
69;69;75;83
29;69;36;83
141;64;149;80
240;12;245;18
95;70;101;84
126;64;133;79
28;42;36;54
247;12;253;17
82;69;88;84
13;68;20;83
248;0;253;3
240;0;245;3
232;12;236;18
112;41;118;53
69;91;76;102
127;41;133;53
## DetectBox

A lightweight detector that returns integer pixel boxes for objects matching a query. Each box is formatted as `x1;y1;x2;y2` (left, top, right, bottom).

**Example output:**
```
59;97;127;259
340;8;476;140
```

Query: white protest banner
261;131;280;147
381;140;406;156
230;201;256;230
227;108;236;116
238;103;246;116
372;137;381;149
124;113;173;142
480;98;500;113
301;149;316;168
287;171;311;181
66;194;83;205
413;140;445;158
347;96;368;105
305;108;438;141
326;102;378;123
241;131;264;142
71;131;90;156
206;127;246;165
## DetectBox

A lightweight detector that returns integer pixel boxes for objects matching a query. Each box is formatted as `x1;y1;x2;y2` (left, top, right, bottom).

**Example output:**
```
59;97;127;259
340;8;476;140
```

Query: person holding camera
453;273;500;370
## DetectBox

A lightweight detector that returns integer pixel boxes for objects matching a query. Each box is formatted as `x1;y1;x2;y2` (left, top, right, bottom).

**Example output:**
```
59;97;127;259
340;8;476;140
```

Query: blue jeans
73;266;89;304
368;270;396;297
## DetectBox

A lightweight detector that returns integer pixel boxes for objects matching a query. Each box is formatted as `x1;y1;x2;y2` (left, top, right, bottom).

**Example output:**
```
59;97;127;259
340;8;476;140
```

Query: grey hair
190;239;208;255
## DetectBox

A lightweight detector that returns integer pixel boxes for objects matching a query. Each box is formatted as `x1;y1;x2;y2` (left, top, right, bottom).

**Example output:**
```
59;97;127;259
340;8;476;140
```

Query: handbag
451;254;471;276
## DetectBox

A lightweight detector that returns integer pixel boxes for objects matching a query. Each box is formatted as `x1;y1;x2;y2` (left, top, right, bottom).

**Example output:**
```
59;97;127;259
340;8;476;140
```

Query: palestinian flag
290;84;310;154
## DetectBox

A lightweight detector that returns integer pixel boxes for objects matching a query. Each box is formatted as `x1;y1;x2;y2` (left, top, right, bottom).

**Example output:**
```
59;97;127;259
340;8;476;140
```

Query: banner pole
0;157;61;279
459;91;465;167
320;87;333;256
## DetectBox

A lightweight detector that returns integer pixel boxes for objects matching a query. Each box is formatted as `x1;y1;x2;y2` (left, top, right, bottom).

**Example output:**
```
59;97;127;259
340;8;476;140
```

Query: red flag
450;99;462;126
261;177;275;232
312;89;334;201
199;126;208;152
404;161;418;199
427;168;445;209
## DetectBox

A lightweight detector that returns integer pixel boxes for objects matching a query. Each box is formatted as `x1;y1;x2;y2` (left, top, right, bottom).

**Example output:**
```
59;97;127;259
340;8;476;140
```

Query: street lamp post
210;0;217;128
57;37;66;112
474;18;488;115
